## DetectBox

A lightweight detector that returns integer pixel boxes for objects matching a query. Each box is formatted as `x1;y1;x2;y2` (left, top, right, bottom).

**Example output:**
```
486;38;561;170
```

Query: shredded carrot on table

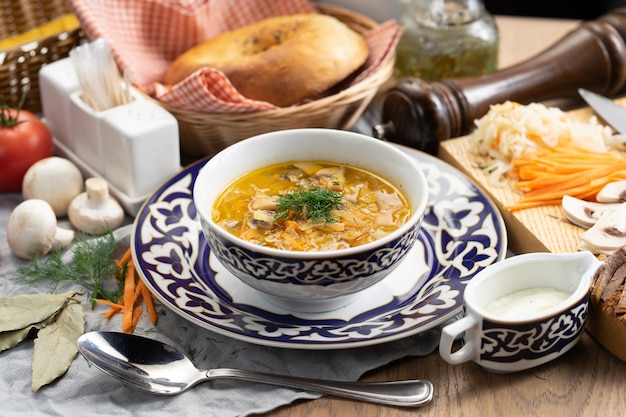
138;279;158;325
504;147;626;211
122;262;136;333
114;247;132;267
130;305;143;331
101;247;159;333
94;299;124;309
103;304;122;319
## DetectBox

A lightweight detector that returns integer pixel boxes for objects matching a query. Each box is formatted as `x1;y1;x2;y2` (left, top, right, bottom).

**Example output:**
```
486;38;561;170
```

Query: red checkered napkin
67;0;401;113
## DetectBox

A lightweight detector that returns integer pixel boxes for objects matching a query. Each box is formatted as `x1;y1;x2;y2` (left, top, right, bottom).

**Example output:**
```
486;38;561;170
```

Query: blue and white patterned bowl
192;128;429;312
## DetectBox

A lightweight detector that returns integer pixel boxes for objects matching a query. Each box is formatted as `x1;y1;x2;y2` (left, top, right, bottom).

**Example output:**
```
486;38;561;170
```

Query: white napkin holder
39;58;181;215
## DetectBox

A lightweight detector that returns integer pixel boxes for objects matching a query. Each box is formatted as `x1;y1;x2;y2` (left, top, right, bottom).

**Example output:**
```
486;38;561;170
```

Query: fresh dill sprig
14;231;123;308
274;187;343;224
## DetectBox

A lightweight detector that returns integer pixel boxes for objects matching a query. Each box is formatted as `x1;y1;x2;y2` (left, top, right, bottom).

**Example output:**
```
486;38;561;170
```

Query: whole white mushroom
7;199;75;259
68;177;124;235
22;156;84;217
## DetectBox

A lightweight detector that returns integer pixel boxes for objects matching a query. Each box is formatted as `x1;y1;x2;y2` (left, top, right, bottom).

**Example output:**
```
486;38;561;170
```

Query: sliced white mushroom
22;156;84;217
293;162;324;176
579;202;626;254
68;177;124;235
249;196;278;211
251;209;274;229
7;199;75;259
314;166;345;191
596;180;626;203
561;195;623;228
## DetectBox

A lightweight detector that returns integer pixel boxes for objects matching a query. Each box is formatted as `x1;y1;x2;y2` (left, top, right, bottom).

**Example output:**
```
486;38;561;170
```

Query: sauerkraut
470;101;615;185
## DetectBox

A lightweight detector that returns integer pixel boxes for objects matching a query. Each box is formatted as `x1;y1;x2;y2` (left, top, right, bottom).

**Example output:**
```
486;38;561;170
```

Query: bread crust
165;13;369;107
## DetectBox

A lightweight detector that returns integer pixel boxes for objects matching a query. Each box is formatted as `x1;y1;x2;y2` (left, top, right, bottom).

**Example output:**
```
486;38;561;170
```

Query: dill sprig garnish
14;231;123;308
274;187;343;224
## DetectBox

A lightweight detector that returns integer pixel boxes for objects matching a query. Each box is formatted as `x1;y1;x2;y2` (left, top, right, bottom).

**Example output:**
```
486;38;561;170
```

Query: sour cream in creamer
484;287;571;319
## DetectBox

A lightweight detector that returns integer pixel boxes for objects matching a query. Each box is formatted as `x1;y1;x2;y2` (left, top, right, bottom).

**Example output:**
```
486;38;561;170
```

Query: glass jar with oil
394;0;499;81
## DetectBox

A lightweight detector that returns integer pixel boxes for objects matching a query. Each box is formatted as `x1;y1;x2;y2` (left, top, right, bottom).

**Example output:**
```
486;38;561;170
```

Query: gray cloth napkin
0;194;440;417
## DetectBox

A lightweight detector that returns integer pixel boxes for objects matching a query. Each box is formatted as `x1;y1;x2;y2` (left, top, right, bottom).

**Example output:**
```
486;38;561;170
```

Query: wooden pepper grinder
375;8;626;155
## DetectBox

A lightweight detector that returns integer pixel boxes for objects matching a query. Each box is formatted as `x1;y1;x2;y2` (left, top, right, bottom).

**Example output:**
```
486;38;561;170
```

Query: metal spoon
77;331;433;407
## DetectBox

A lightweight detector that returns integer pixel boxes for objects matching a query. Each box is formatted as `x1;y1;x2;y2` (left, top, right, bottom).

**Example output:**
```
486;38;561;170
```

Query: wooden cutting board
437;99;626;255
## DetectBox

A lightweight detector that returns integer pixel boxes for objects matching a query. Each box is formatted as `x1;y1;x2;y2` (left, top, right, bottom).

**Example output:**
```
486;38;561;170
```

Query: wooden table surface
259;15;626;417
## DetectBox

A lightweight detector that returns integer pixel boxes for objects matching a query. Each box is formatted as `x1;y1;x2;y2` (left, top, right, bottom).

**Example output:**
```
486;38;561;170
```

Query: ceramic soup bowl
192;128;428;312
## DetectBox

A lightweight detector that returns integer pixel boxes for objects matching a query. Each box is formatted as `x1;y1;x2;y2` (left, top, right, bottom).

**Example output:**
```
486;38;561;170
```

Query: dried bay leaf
0;291;77;332
0;314;58;352
31;300;85;392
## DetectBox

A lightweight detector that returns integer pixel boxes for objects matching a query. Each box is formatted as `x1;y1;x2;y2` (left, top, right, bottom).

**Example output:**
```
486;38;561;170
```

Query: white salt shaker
99;98;180;198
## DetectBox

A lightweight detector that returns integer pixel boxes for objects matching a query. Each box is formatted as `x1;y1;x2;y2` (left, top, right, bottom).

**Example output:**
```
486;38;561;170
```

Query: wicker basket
154;4;395;158
0;0;85;113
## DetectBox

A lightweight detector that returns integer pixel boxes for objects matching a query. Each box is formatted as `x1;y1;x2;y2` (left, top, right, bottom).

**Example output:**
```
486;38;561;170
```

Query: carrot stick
138;279;158;325
134;278;143;298
103;306;122;319
504;199;563;211
94;299;124;309
118;247;132;265
122;262;136;333
129;305;143;333
504;147;626;211
514;165;617;193
105;247;160;332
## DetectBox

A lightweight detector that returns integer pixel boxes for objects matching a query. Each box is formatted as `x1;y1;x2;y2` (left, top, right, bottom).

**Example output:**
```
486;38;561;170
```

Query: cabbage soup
211;161;412;251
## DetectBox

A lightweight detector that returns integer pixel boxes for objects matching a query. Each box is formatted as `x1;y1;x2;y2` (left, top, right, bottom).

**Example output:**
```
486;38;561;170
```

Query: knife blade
578;88;626;134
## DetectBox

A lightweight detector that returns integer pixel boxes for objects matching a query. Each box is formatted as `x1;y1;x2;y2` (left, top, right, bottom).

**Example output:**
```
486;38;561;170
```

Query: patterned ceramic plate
131;146;507;349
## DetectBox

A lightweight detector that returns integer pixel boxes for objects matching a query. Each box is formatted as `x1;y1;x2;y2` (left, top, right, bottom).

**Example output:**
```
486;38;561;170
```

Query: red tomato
0;108;54;193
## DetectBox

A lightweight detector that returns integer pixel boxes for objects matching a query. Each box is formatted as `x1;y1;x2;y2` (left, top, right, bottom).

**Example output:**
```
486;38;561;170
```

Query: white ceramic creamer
439;251;602;373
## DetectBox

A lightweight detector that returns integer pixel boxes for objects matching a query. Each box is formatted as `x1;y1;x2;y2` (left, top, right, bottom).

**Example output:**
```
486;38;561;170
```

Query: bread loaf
165;13;369;107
